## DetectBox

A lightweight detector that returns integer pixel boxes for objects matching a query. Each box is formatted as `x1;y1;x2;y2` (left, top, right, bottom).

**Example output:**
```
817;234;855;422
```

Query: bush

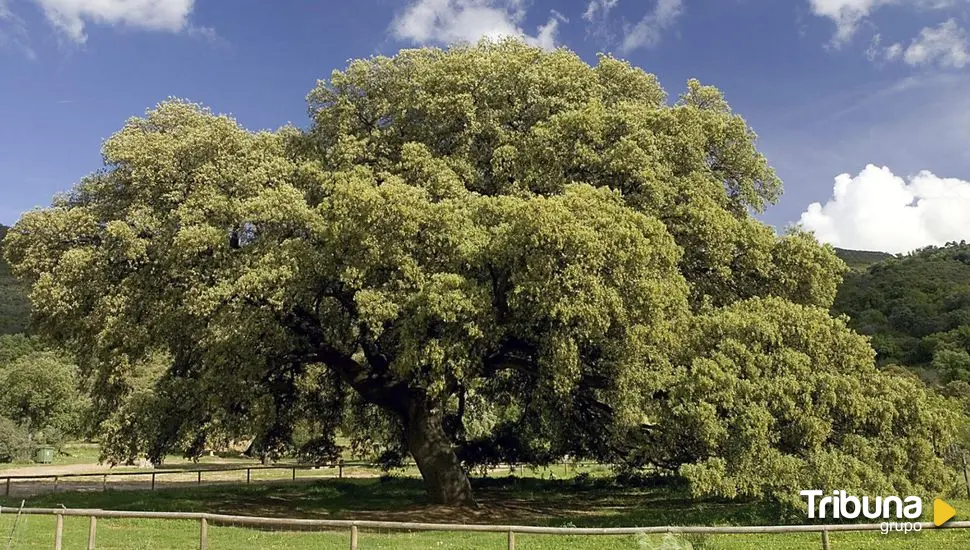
0;350;87;447
0;416;30;463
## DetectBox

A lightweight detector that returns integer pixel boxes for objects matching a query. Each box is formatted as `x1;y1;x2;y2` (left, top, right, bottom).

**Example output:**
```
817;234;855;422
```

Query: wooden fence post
87;516;98;550
247;468;251;484
508;529;515;550
151;473;156;491
350;524;358;550
199;517;208;550
197;471;202;485
54;513;64;550
4;477;9;496
53;476;58;492
821;529;830;550
962;454;970;500
292;467;296;481
102;474;107;492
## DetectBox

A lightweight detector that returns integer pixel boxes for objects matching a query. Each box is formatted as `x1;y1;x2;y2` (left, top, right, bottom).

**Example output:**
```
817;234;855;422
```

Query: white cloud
1;0;211;52
620;0;683;52
391;0;563;50
582;0;619;22
34;0;194;43
799;164;970;253
807;0;955;47
809;0;888;46
885;41;903;59
581;0;683;51
887;18;970;68
865;32;882;60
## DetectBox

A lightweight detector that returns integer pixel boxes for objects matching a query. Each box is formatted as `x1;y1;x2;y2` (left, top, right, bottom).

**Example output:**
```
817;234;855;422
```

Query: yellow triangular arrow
934;499;956;526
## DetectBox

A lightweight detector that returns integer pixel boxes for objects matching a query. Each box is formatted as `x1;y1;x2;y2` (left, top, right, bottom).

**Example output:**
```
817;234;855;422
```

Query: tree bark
278;305;477;506
404;397;476;507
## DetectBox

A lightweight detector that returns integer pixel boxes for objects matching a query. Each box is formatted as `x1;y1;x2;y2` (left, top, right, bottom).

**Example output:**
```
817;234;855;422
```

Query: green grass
2;477;970;549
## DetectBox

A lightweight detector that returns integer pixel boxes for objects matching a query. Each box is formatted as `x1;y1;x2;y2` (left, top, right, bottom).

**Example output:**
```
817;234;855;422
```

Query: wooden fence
0;460;600;497
1;506;968;550
0;461;362;496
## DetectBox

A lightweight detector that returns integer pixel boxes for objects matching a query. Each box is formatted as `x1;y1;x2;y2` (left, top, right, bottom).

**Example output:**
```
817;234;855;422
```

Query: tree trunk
405;398;476;507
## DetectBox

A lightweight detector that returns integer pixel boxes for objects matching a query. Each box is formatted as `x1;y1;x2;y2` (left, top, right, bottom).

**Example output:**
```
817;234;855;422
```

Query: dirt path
0;462;146;478
0;462;385;499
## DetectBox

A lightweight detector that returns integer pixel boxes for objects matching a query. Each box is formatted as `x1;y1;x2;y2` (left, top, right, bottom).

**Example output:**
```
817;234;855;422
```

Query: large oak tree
4;41;959;505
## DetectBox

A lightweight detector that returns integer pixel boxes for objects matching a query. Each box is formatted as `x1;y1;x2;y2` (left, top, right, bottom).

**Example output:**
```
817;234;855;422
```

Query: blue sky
2;0;969;252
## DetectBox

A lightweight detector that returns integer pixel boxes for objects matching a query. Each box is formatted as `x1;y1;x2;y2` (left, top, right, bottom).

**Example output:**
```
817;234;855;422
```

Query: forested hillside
0;224;29;334
833;247;894;271
833;241;970;380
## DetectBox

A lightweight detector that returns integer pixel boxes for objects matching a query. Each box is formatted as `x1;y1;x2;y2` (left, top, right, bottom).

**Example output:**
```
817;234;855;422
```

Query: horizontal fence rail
0;462;360;497
0;461;355;481
1;507;969;550
0;460;606;497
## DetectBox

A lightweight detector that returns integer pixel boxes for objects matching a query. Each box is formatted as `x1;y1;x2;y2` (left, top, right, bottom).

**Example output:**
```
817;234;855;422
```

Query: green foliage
0;415;30;462
833;242;970;380
0;224;30;335
658;298;959;505
0;333;40;364
0;350;88;446
0;41;949;504
833;247;894;271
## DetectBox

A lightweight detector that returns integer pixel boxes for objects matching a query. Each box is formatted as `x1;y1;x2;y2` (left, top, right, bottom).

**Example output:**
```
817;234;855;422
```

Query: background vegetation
0;224;29;335
833;242;970;381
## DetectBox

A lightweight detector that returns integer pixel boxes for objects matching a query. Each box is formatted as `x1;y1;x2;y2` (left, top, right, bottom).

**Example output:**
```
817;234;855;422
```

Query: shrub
0;416;30;463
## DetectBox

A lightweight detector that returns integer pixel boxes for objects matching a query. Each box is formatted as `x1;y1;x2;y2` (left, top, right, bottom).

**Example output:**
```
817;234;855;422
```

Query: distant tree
0;416;30;463
0;224;30;335
0;333;40;365
0;351;87;446
934;349;970;383
3;41;956;505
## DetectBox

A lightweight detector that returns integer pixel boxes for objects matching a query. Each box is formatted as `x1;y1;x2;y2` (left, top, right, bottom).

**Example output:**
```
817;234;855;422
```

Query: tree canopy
0;336;87;460
0;225;30;335
0;350;87;445
3;41;958;505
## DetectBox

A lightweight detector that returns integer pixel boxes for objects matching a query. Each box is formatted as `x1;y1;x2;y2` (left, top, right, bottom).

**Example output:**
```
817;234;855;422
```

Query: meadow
2;474;969;549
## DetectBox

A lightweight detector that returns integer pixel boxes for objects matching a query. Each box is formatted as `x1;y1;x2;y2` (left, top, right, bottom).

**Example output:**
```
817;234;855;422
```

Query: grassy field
0;444;617;498
2;476;969;549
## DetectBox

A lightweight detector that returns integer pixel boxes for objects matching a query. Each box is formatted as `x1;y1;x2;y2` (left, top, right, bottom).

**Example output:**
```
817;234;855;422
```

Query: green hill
832;241;970;379
833;247;894;271
0;224;30;335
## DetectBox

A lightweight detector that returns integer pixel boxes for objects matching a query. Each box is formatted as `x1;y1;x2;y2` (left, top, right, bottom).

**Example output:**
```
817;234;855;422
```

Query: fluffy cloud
807;0;955;46
809;0;890;46
620;0;683;52
391;0;563;50
32;0;195;43
581;0;683;52
884;18;970;68
799;165;970;253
